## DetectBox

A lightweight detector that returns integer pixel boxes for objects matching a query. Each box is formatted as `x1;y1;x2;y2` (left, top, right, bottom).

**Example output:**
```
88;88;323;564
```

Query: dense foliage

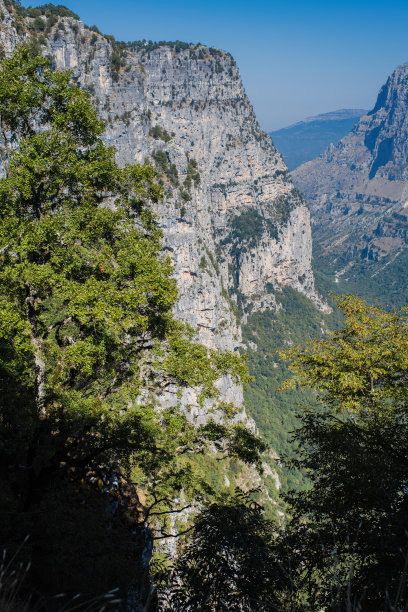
243;287;342;494
169;296;408;610
157;490;289;611
0;46;264;605
279;295;408;609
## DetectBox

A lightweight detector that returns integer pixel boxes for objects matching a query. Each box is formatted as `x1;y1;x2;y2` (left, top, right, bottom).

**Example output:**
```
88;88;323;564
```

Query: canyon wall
293;62;408;276
0;2;320;413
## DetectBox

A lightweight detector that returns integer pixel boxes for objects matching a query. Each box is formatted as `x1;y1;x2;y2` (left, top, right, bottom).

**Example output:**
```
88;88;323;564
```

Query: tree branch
25;282;46;418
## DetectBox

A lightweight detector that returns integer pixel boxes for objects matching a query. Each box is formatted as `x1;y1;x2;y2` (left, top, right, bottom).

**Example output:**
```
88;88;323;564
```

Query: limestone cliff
293;62;408;274
0;1;320;412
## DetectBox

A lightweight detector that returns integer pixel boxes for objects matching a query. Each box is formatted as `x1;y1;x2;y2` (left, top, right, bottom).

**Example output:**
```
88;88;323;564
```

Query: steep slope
271;109;366;170
0;2;329;508
0;3;323;409
293;63;408;305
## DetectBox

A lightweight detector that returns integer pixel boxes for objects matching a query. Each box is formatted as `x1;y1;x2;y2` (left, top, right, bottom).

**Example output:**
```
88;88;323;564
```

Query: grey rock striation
293;63;408;268
0;1;321;413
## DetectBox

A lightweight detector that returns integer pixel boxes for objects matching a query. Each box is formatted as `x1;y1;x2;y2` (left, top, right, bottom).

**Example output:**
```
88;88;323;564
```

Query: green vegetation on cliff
314;242;408;311
243;287;343;493
0;45;264;605
160;297;408;610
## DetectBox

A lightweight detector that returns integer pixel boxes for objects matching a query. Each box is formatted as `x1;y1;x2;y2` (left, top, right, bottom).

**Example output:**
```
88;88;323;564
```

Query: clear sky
21;0;408;130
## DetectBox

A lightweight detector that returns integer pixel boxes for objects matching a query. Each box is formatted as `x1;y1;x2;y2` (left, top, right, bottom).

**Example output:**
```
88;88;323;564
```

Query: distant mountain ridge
293;63;408;307
270;109;366;170
289;108;368;126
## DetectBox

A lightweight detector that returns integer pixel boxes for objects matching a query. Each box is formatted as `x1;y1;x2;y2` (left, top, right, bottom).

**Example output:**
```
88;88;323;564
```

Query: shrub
149;124;172;142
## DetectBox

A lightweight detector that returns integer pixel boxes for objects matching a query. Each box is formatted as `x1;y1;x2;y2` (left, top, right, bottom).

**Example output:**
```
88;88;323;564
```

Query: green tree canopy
280;295;408;610
157;490;289;611
281;294;408;414
0;45;264;601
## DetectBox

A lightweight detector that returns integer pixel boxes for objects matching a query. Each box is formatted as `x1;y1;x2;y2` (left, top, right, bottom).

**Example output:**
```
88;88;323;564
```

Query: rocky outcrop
293;63;408;268
0;1;321;411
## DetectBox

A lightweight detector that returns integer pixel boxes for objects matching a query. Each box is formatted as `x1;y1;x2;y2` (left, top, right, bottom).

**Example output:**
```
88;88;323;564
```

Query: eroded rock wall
293;62;408;268
0;1;321;411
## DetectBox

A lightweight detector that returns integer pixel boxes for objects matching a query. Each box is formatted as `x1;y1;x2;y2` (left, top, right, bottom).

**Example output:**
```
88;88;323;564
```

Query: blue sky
21;0;408;130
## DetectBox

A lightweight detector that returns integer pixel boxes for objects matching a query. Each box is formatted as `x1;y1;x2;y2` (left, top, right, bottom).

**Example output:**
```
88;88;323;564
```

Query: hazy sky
21;0;408;130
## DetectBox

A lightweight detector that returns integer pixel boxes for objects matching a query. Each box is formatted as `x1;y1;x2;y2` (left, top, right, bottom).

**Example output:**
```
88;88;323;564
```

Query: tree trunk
25;283;46;418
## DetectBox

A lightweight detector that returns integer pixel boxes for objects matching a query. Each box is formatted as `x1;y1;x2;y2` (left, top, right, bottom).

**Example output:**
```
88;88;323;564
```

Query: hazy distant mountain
293;63;408;308
270;109;367;170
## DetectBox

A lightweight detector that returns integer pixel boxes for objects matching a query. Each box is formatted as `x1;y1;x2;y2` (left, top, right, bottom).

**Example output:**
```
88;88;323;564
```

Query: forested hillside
243;285;344;495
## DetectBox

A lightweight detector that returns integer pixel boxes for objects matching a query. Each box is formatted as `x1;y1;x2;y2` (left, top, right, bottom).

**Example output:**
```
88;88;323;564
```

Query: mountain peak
292;60;408;303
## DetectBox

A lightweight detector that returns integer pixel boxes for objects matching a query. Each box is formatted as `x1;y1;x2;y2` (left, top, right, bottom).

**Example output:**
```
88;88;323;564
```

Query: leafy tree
0;46;264;600
280;295;408;610
157;490;291;611
281;294;408;414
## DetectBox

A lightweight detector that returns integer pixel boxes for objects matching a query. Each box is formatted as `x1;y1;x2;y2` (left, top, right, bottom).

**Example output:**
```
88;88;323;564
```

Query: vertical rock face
293;62;408;268
0;1;320;410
